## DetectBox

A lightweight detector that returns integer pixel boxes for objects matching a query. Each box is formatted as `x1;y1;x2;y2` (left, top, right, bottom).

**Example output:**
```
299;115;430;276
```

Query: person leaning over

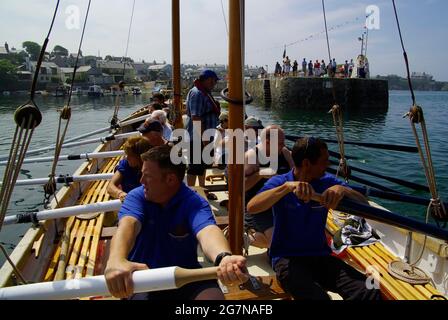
247;137;382;300
105;145;249;300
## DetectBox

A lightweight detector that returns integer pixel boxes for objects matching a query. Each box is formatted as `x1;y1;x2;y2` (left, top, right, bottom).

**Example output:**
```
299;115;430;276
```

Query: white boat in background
131;87;142;95
87;85;104;97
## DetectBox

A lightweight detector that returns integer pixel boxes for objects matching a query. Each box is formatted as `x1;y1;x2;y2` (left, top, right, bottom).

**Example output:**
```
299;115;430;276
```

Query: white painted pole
0;267;177;300
3;199;122;226
1;173;114;187
0;151;125;166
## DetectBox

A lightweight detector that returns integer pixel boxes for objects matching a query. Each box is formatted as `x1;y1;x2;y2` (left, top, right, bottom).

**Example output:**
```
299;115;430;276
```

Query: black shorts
244;209;273;233
129;279;221;300
187;140;212;176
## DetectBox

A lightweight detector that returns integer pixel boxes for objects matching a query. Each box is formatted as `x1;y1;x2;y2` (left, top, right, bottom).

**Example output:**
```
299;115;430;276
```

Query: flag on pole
283;45;286;59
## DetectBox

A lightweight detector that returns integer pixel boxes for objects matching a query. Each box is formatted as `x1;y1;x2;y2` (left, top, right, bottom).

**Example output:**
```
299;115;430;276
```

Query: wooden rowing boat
0;0;447;300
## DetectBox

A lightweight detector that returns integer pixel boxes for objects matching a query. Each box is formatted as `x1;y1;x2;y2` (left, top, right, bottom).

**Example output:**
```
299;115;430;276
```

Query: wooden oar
329;159;429;192
310;194;448;241
0;266;219;300
285;134;418;153
326;167;400;194
350;185;448;208
3;200;121;226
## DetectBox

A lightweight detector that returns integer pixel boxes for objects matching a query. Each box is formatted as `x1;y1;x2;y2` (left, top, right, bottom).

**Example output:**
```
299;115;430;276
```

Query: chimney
4;42;9;53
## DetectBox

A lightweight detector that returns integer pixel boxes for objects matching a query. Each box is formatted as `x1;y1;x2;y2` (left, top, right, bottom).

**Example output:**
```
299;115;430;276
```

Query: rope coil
388;260;430;285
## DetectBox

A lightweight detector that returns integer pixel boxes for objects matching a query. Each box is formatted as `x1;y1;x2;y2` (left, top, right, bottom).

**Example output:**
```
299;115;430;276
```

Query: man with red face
105;145;248;300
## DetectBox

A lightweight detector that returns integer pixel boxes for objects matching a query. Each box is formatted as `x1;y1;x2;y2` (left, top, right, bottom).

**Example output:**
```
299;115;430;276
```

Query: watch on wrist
214;252;232;266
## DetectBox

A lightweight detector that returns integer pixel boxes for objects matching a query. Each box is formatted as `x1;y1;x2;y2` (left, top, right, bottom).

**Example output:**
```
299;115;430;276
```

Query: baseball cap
200;69;220;80
219;111;229;121
137;118;163;134
245;116;263;128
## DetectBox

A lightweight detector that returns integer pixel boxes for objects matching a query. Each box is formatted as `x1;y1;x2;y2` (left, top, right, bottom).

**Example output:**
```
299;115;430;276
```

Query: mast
227;0;245;255
172;0;183;129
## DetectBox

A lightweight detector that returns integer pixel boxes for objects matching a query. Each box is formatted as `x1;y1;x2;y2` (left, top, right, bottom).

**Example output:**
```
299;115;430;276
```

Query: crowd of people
274;56;359;79
103;69;382;301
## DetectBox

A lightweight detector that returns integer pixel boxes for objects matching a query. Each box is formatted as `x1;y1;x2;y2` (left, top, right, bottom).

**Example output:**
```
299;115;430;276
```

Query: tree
0;59;18;90
22;41;42;61
53;45;69;57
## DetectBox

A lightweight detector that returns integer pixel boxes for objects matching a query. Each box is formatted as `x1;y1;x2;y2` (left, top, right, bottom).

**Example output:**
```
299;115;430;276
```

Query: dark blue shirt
257;170;346;265
119;184;216;269
115;159;142;193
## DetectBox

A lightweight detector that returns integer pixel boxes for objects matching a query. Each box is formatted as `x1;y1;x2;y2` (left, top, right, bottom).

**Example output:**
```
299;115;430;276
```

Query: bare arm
197;224;231;262
196;225;249;285
282;147;295;169
107;171;126;202
320;185;369;209
105;216;147;298
245;149;262;191
247;182;295;214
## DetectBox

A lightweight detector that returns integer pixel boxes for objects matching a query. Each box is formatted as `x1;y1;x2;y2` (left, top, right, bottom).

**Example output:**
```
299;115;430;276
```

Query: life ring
220;88;253;105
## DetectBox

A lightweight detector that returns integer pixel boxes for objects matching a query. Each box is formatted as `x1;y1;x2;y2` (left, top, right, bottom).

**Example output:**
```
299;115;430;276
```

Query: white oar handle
3;200;122;226
0;266;219;300
3;173;114;187
0;151;125;166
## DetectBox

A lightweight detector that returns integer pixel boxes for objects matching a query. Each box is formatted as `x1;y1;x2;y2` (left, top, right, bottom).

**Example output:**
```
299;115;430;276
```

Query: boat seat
326;209;446;300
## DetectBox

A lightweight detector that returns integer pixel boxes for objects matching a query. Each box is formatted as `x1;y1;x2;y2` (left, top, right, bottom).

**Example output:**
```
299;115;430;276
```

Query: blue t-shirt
119;184;216;269
257;170;346;265
115;159;141;193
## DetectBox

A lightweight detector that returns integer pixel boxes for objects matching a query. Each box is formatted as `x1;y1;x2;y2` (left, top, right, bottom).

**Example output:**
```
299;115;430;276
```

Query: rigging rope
43;0;92;208
0;0;60;232
392;0;446;226
220;0;229;36
322;0;349;181
111;0;136;126
388;0;446;286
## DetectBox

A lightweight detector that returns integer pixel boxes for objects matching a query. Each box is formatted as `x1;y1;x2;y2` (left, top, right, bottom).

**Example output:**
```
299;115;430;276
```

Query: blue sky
1;0;447;80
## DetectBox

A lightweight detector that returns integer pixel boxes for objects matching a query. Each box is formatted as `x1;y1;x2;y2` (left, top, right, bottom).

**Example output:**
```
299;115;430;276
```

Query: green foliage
22;41;42;60
0;59;18;89
53;45;68;56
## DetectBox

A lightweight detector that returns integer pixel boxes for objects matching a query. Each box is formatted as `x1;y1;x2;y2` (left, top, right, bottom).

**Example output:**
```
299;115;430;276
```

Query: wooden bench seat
326;210;445;300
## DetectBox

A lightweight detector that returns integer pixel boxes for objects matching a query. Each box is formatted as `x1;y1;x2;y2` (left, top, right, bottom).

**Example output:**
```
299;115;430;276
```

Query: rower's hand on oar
320;185;346;209
118;191;127;202
287;181;316;203
217;255;250;286
104;259;148;299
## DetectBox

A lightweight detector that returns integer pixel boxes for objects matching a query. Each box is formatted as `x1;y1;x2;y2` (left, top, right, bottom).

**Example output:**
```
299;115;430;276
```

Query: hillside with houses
0;41;264;95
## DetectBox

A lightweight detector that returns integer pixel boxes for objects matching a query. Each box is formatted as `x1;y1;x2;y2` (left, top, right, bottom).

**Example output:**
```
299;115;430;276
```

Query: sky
1;0;447;81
